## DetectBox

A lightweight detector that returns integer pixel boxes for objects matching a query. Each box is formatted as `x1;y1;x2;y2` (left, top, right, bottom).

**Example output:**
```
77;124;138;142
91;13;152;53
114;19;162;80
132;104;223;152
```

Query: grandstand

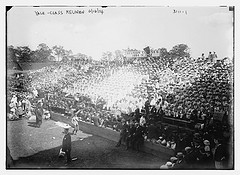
7;52;233;169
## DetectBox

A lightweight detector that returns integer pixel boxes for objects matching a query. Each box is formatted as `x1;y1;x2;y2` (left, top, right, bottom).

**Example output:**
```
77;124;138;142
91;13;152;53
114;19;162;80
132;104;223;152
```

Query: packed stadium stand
7;54;233;169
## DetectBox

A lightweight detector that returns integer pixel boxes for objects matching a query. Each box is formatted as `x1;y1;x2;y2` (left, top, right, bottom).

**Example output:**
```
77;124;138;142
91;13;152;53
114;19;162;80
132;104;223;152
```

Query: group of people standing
116;120;145;152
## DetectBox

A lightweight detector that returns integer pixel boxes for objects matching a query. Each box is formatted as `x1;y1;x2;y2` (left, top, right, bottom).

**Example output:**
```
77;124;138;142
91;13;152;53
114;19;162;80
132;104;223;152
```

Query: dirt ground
7;118;168;169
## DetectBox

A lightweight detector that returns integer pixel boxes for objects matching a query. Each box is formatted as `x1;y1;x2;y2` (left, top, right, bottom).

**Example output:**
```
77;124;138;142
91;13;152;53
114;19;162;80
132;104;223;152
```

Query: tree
102;51;113;62
169;44;190;60
52;45;65;62
7;45;17;62
32;43;53;62
114;50;124;62
52;46;73;62
15;46;32;62
159;48;169;58
61;49;73;62
74;53;88;61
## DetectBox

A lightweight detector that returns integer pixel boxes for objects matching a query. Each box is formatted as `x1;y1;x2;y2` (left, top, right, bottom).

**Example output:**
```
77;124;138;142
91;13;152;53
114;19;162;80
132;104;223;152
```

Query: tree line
101;44;191;62
7;43;191;64
7;43;74;63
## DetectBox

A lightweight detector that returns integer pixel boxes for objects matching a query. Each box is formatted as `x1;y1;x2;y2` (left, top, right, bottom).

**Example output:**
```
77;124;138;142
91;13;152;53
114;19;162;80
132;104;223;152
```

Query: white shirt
140;116;146;126
33;89;38;97
25;99;31;110
11;96;17;104
150;98;157;106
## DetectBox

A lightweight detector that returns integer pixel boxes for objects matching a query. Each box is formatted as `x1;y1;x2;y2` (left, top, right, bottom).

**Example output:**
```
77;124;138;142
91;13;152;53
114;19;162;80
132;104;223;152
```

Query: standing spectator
92;113;101;127
134;107;141;122
132;122;145;152
35;101;43;128
213;137;227;169
116;120;128;147
144;99;150;115
126;121;136;150
71;109;80;135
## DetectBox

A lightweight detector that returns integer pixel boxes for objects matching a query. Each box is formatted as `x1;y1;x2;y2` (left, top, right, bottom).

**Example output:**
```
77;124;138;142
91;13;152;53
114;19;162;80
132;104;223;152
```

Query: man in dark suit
62;127;72;164
213;137;227;169
134;108;140;122
126;121;136;150
116;120;128;147
132;122;145;152
144;99;150;115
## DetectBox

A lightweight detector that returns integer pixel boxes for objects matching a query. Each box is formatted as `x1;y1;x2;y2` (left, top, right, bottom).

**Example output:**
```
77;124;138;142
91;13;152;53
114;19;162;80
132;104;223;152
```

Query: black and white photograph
5;5;234;170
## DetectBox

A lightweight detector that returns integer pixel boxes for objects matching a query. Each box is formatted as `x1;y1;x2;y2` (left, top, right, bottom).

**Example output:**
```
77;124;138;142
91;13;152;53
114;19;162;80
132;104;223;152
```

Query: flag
143;46;150;56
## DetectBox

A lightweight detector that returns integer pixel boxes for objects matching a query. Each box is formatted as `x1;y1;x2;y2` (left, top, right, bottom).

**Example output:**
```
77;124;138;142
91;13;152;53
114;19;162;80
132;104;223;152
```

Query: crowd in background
7;52;232;169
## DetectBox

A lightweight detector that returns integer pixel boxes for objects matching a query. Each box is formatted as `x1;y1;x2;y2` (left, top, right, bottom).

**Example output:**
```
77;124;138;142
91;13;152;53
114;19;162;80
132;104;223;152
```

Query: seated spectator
15;104;24;118
173;152;185;169
44;110;51;120
165;161;173;169
8;108;18;121
170;156;178;167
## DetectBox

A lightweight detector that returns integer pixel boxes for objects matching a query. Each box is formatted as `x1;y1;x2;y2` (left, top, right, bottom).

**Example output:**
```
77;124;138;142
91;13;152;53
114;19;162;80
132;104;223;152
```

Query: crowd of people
7;52;232;169
160;134;228;169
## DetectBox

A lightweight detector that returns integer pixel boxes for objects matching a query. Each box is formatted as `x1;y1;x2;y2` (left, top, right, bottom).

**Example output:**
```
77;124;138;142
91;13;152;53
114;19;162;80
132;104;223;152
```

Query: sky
7;6;234;60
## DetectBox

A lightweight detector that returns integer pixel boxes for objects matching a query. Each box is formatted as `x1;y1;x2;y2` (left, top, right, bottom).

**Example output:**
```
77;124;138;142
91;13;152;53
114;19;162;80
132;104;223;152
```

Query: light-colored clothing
25;99;32;111
26;110;32;118
8;113;18;120
139;116;146;126
71;116;79;126
11;96;17;104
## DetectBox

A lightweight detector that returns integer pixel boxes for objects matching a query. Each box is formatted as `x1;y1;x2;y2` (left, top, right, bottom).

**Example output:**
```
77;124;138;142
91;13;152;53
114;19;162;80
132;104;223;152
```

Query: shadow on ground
8;135;168;169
